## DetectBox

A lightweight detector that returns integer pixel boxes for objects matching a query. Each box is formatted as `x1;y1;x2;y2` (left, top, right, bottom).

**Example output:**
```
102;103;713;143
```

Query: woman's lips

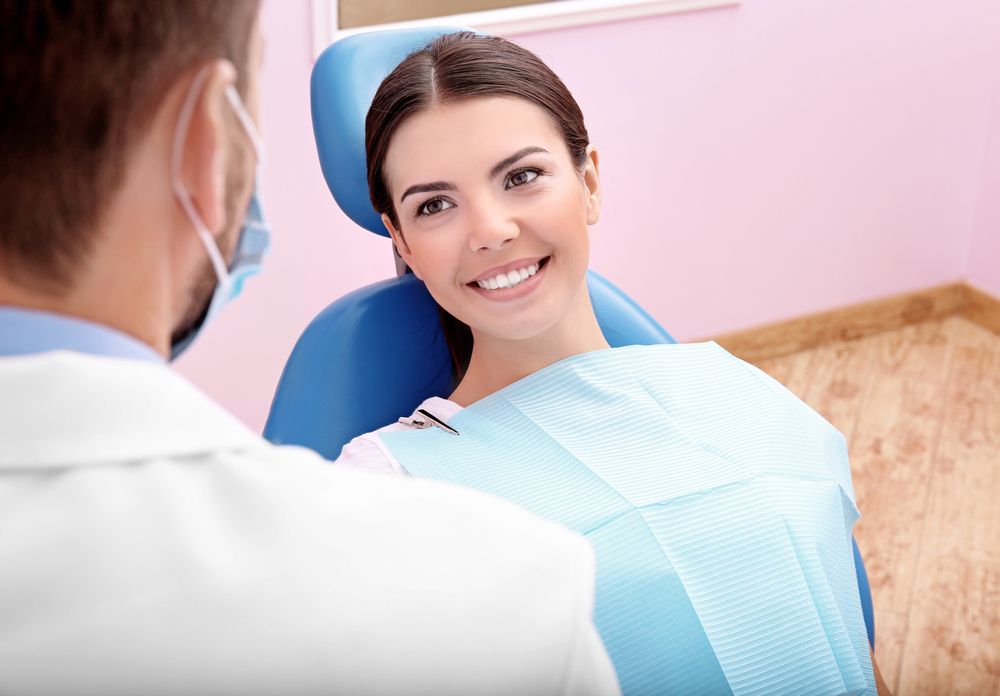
468;257;549;302
469;256;547;284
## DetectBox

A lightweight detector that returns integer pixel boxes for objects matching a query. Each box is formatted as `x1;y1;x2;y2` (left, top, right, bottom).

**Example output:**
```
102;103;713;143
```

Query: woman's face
381;96;601;343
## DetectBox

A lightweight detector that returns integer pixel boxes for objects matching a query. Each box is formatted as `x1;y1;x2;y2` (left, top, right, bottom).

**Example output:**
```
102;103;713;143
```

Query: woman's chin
468;310;567;345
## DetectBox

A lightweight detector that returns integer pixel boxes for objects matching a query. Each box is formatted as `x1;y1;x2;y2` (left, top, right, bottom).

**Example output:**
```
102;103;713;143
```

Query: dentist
0;3;618;695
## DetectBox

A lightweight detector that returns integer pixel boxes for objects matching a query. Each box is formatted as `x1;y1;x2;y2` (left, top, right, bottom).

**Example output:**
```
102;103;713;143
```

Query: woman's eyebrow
489;146;549;179
400;181;457;203
398;146;549;203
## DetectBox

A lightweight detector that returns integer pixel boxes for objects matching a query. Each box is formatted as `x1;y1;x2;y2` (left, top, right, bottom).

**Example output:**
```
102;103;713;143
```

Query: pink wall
969;81;1000;297
176;0;1000;433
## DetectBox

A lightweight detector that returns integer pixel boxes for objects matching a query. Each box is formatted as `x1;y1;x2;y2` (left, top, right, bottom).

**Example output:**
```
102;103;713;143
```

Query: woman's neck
448;287;610;407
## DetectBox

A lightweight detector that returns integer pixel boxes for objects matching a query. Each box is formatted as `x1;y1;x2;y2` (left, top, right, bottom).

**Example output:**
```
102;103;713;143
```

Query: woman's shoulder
334;396;463;475
638;342;849;455
640;341;806;399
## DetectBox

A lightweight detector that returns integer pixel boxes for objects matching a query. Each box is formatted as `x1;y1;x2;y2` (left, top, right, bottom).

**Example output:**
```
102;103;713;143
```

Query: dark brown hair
365;32;590;381
0;0;260;293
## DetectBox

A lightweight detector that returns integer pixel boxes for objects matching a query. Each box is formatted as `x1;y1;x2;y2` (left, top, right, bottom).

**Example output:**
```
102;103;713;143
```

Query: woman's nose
467;198;519;252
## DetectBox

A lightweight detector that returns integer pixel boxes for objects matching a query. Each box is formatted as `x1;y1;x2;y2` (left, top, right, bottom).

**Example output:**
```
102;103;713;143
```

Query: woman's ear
583;145;602;226
382;213;422;279
176;60;238;236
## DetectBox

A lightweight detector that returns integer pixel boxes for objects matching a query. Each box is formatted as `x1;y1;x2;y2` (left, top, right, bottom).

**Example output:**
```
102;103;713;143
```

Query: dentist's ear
174;60;238;238
382;213;422;279
583;145;602;226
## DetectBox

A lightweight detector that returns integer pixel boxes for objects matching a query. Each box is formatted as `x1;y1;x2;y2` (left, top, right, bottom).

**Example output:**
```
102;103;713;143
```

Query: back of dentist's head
0;0;259;321
365;32;591;377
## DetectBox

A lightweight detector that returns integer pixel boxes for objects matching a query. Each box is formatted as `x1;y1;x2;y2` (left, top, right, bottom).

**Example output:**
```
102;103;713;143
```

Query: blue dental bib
381;343;876;696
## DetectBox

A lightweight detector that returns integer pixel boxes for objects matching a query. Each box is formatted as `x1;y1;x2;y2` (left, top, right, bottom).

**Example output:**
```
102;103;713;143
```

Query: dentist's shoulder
0;355;618;695
249;440;622;696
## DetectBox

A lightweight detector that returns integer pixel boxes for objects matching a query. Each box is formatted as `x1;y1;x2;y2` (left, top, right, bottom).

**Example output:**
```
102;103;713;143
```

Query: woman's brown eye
419;198;453;216
507;169;539;189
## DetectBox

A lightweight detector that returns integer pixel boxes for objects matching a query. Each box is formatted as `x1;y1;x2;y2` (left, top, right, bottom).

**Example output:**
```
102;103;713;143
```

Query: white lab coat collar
0;351;264;468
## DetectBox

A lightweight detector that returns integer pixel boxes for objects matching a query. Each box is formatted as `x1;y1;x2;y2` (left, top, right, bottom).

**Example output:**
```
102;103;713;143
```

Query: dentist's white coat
0;351;619;696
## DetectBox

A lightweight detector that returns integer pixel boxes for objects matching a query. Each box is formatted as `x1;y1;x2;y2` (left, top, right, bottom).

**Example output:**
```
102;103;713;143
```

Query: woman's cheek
417;239;459;287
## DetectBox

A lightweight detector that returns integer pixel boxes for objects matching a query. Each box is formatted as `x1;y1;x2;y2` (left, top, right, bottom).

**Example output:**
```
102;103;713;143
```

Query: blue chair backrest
262;26;874;650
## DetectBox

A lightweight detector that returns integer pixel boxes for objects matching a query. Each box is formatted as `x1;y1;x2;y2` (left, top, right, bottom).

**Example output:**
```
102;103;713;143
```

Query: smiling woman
378;96;602;393
364;32;597;382
335;31;890;696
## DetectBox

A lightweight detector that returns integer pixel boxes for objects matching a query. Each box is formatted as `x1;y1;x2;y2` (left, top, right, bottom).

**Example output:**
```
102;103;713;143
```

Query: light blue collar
0;307;164;363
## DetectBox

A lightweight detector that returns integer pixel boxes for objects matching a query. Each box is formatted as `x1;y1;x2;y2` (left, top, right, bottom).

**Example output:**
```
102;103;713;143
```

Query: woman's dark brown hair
365;32;590;382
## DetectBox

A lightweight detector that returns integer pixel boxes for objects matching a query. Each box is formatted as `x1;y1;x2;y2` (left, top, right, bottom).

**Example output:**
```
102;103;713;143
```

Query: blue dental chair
262;26;875;650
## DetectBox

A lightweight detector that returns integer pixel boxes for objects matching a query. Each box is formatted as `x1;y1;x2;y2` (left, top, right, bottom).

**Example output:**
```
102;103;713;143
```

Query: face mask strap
168;69;269;361
171;66;235;286
225;85;265;166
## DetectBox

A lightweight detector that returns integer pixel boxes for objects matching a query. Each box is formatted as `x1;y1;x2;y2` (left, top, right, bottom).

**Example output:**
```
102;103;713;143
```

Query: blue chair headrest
311;27;472;236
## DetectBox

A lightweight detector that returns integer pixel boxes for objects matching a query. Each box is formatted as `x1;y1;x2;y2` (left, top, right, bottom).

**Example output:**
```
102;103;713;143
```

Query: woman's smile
467;256;551;302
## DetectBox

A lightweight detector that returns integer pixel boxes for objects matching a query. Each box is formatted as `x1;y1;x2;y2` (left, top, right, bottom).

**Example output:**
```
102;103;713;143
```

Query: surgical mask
169;66;271;360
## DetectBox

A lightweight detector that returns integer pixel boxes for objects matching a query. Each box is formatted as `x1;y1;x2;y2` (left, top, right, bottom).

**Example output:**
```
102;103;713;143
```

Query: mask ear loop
171;66;232;286
224;85;265;167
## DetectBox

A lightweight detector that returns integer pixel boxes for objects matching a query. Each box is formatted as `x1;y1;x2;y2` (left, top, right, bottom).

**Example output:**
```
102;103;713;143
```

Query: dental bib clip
399;409;460;436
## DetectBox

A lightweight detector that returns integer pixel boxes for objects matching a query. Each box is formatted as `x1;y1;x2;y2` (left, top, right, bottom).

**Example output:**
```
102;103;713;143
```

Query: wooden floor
755;315;1000;696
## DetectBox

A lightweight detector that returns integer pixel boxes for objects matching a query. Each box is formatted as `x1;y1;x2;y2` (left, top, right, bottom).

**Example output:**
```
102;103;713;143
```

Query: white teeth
475;261;543;290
